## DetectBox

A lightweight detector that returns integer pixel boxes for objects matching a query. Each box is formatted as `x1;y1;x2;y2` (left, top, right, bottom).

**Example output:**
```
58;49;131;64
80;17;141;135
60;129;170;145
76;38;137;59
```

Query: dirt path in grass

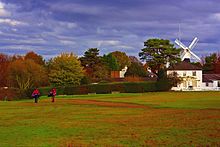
19;99;149;108
58;99;149;108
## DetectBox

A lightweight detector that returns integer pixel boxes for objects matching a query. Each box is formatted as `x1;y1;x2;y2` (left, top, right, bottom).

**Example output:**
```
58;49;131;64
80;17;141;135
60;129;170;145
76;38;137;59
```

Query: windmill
175;37;201;62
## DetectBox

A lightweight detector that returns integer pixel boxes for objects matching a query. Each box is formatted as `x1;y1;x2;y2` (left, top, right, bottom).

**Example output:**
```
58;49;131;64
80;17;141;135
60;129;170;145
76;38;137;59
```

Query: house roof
167;61;202;70
203;74;220;82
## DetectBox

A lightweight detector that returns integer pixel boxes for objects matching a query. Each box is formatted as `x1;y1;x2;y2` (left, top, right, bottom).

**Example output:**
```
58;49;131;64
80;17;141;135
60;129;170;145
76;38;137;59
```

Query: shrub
0;88;24;101
123;82;144;93
123;82;156;93
80;76;91;85
88;84;111;94
64;86;89;95
156;79;172;91
109;83;125;93
61;82;158;95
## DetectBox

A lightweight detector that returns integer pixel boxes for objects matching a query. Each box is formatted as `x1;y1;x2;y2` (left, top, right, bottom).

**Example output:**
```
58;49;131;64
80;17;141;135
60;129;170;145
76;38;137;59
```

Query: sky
0;0;220;59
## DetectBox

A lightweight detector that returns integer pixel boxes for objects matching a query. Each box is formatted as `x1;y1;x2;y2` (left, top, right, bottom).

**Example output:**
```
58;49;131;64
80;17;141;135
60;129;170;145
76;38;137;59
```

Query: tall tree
0;54;11;87
205;53;218;64
92;64;109;81
139;38;180;75
203;53;219;73
110;51;131;70
8;59;47;90
24;51;45;65
48;53;84;86
80;48;100;67
125;62;147;77
129;56;142;64
102;54;119;71
80;48;109;82
11;55;23;61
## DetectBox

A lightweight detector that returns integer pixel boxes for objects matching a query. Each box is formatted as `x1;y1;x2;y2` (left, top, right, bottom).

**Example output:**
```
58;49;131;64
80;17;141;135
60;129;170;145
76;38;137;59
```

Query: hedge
0;88;20;101
38;87;65;96
24;87;65;99
156;79;172;91
1;81;170;100
36;81;158;96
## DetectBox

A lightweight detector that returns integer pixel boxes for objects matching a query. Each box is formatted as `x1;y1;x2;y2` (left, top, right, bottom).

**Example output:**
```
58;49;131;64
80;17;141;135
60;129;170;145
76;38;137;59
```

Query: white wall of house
167;70;202;90
213;81;219;87
167;69;220;91
201;80;219;88
201;82;213;87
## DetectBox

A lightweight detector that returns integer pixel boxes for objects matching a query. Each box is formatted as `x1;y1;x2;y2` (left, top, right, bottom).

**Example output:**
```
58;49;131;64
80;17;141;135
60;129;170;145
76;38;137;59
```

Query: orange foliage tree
8;59;48;90
0;54;11;87
110;51;131;70
24;51;45;65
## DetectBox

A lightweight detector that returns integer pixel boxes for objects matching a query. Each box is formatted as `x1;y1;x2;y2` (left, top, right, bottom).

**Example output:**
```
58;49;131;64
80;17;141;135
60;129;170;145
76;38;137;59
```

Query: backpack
48;92;53;97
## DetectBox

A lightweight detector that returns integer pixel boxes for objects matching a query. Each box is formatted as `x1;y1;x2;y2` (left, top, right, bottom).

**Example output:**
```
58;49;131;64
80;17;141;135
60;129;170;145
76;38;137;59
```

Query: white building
167;61;220;91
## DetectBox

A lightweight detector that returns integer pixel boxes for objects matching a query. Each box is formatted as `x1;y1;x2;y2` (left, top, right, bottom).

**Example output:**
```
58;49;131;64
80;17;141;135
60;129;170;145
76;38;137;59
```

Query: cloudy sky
0;0;220;59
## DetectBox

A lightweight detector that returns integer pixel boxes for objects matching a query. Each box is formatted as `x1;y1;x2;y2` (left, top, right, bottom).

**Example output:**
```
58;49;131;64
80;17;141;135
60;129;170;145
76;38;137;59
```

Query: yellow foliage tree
48;53;84;86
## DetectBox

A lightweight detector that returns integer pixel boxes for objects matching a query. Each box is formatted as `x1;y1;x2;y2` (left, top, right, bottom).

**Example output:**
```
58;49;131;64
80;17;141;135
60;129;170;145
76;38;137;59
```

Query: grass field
0;92;220;146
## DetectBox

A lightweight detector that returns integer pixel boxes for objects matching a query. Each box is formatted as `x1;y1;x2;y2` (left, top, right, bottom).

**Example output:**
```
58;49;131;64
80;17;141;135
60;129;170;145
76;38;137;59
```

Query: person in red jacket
32;88;40;103
49;88;56;102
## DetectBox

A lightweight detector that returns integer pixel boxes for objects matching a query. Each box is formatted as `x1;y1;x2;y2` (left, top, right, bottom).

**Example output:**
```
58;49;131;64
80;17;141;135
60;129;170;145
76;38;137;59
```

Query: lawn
0;92;219;146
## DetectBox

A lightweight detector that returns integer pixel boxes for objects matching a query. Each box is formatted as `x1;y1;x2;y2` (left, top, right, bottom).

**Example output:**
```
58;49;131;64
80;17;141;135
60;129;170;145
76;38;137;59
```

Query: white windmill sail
175;37;201;62
189;50;201;61
175;39;188;49
189;37;199;50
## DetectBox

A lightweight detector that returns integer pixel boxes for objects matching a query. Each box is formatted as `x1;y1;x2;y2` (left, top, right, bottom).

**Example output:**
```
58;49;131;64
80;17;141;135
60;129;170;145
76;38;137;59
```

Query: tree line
0;48;141;90
0;38;219;91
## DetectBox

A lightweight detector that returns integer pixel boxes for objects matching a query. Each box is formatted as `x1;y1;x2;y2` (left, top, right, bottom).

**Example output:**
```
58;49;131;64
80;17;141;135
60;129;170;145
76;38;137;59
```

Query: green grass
0;92;220;146
47;92;220;109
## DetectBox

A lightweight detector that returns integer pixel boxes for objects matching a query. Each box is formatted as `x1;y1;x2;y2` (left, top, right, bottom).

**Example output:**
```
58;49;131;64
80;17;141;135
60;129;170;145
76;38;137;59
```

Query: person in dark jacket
32;88;40;103
49;88;56;102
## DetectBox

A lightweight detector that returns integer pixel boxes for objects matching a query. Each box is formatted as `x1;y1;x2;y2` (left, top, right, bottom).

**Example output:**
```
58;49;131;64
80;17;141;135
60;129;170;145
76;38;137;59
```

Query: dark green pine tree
139;38;181;75
80;48;101;67
125;62;147;77
102;54;119;71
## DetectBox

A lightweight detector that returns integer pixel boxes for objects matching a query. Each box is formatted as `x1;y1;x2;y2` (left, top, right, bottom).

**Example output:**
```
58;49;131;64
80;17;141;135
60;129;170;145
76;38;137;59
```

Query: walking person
32;88;40;103
49;88;56;102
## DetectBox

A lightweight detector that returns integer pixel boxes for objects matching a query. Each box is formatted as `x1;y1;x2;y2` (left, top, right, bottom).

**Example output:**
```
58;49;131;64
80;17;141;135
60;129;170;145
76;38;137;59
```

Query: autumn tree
110;51;131;70
92;64;109;81
0;54;11;87
80;48;109;82
8;59;47;90
11;55;23;61
203;53;219;73
24;51;45;65
129;56;142;64
139;38;180;75
48;53;84;86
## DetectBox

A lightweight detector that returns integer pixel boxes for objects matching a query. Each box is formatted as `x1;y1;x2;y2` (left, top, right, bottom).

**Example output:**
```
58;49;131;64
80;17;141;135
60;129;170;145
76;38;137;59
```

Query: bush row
0;88;31;101
37;81;169;96
0;81;171;100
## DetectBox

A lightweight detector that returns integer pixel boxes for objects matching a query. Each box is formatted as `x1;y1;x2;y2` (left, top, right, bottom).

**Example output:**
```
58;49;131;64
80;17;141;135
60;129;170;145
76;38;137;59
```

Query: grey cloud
0;0;220;59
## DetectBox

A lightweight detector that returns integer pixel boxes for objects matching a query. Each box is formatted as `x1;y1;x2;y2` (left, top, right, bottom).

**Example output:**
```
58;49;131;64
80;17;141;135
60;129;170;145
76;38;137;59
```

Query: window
192;71;196;76
183;72;186;76
206;82;209;87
